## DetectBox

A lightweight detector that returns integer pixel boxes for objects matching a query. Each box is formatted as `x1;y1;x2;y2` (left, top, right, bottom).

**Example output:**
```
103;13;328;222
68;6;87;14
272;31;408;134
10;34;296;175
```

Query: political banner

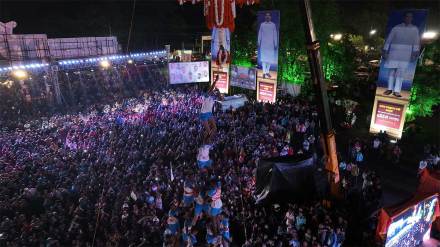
369;9;428;139
211;27;231;94
256;10;280;103
168;61;209;84
374;101;405;130
257;81;276;103
212;71;229;93
230;65;256;90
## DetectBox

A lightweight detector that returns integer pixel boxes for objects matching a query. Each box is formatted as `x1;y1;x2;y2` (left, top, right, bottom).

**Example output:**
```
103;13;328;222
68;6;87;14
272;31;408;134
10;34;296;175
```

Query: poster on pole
369;9;428;139
230;65;256;90
256;10;280;103
211;27;230;94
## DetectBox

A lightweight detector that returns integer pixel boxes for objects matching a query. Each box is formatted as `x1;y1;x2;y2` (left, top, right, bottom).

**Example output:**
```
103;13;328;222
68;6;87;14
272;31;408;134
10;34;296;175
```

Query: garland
214;0;224;26
218;50;228;64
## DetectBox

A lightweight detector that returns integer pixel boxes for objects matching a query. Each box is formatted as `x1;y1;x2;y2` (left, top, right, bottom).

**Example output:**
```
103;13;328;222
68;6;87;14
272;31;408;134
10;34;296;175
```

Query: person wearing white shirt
199;75;219;144
258;12;278;79
382;12;420;98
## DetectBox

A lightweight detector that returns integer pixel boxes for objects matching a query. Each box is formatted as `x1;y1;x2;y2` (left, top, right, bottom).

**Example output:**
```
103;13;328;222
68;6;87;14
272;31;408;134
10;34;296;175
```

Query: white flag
170;163;175;182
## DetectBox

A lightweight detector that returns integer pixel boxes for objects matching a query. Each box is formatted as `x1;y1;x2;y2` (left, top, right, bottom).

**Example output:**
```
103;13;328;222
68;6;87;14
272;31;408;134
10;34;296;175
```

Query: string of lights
0;50;167;75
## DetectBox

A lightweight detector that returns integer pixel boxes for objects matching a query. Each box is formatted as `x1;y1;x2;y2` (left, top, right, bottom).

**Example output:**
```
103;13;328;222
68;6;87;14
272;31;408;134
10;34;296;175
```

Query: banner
369;9;428;139
374;101;405;130
168;61;209;84
212;71;229;93
256;10;280;103
211;27;231;94
230;65;256;90
257;81;276;103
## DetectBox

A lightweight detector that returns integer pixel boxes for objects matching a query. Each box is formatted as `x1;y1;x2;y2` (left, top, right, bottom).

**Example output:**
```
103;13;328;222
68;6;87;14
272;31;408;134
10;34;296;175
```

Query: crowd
0;68;364;246
0;62;167;129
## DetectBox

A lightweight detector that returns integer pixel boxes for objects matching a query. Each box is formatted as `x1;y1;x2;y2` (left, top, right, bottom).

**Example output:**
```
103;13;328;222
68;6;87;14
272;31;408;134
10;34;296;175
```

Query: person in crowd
0;67;359;247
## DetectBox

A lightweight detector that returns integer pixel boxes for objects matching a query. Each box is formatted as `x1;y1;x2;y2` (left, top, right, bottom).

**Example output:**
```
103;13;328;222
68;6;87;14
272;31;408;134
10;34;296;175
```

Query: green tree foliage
406;40;440;121
232;0;357;85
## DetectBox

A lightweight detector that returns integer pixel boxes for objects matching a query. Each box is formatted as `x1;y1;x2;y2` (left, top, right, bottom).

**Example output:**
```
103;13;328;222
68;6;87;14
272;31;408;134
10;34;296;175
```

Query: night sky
1;0;439;51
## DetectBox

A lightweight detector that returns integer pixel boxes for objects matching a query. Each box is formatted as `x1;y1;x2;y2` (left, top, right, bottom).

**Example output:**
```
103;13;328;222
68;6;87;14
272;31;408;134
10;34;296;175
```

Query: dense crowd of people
0;67;357;246
2;62;436;246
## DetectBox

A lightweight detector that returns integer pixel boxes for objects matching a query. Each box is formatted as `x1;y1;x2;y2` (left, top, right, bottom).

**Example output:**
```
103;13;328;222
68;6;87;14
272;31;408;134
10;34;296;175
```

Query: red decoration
178;0;258;32
236;0;259;7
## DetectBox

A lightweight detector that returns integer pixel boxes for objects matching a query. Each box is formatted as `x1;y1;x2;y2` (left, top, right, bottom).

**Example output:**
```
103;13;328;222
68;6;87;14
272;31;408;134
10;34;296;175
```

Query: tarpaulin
255;155;315;204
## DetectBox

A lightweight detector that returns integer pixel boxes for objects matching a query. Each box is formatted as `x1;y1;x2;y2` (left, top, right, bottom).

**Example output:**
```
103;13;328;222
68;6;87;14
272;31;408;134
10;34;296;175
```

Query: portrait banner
369;9;428;139
230;65;256;90
212;71;229;93
211;27;231;94
256;10;280;103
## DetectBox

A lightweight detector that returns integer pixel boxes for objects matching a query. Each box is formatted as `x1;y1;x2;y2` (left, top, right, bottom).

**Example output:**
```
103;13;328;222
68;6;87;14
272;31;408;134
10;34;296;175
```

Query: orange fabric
205;0;235;32
376;208;391;242
179;0;259;31
375;193;440;241
236;0;259;7
417;169;440;197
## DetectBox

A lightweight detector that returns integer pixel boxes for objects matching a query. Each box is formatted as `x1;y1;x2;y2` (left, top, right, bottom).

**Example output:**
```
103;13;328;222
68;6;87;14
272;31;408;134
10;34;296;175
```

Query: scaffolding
0;33;51;65
48;36;119;59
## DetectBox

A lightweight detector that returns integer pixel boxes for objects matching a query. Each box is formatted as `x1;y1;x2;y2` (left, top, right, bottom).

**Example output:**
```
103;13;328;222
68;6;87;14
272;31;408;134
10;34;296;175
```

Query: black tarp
255;154;316;204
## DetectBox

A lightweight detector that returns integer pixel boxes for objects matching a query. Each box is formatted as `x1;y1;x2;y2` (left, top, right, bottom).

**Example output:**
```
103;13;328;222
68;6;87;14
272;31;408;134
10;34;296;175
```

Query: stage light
127;59;134;64
100;60;111;69
369;29;377;36
12;69;28;80
422;31;438;40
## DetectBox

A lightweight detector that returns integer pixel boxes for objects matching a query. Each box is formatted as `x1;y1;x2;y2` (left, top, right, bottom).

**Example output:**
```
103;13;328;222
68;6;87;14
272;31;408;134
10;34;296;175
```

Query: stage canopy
255;155;316;204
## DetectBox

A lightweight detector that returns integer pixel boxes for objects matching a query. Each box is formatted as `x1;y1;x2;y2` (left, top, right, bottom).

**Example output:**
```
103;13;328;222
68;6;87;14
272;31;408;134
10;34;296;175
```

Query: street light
11;69;28;80
330;33;342;41
99;60;111;69
422;31;438;40
369;29;377;36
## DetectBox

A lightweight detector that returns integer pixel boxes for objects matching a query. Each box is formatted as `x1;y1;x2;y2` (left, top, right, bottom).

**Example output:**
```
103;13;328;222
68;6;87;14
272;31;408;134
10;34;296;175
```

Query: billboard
374;101;405;130
257;81;276;103
168;61;209;84
211;27;230;94
256;10;280;103
212;71;229;93
48;36;119;59
230;65;256;90
370;9;428;139
385;195;438;247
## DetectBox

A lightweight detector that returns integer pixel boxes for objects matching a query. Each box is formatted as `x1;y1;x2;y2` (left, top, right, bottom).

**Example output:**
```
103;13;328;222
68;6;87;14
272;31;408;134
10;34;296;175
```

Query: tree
406;40;440;121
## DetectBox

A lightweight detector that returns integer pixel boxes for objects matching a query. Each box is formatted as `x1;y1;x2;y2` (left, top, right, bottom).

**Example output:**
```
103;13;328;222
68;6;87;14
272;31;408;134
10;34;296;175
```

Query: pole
299;0;340;195
50;65;63;105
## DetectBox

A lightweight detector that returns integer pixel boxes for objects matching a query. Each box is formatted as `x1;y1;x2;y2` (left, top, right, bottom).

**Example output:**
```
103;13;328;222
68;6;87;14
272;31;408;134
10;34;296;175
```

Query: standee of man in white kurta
258;12;278;79
382;12;420;98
